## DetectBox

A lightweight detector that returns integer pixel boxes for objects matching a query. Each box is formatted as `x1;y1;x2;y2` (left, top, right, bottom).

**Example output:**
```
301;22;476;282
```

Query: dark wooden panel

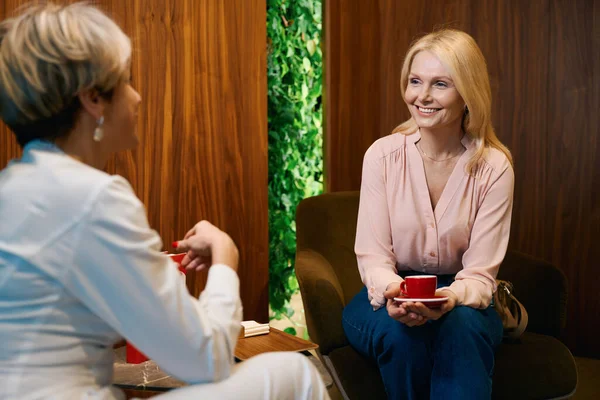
462;1;552;267
0;0;268;321
326;0;600;357
325;0;470;192
324;0;383;191
547;0;599;356
0;1;25;162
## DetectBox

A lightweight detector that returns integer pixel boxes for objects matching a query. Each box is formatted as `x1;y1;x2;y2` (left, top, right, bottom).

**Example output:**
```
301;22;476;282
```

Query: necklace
417;142;465;162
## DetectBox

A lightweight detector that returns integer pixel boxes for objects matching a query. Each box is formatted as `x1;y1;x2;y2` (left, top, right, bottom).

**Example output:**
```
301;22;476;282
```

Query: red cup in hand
399;275;437;298
168;253;186;275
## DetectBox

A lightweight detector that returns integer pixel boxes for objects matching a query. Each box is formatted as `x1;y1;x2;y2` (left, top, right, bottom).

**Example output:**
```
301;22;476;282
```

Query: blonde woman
0;3;328;399
342;30;514;399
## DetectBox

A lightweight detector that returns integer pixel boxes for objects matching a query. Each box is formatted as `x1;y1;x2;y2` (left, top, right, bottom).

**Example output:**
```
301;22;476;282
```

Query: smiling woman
343;29;516;399
394;29;512;173
406;52;466;142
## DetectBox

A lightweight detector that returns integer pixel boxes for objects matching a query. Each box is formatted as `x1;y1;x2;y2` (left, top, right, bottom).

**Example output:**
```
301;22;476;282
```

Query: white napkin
239;320;270;338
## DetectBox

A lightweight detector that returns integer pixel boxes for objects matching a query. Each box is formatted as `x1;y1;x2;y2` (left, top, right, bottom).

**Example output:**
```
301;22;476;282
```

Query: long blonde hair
393;29;512;173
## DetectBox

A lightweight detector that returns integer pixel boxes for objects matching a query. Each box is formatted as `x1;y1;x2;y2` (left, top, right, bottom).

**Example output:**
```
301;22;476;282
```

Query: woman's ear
78;88;106;120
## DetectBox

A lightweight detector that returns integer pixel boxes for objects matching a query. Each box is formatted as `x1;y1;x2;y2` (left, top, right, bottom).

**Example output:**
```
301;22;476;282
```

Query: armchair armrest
295;249;349;355
497;251;568;337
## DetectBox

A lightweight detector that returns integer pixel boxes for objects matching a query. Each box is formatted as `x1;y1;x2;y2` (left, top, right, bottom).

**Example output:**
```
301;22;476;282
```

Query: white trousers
156;352;330;400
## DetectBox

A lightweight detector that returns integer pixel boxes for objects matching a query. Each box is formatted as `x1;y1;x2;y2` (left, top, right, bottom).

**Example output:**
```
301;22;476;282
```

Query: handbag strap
513;295;529;336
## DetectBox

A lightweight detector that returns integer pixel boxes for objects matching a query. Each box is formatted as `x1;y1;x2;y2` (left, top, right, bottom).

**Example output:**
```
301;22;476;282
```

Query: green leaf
306;39;316;55
312;114;321;129
287;274;299;291
281;193;292;209
285;304;295;317
302;57;311;72
281;62;289;77
286;45;295;58
301;83;309;99
284;327;297;336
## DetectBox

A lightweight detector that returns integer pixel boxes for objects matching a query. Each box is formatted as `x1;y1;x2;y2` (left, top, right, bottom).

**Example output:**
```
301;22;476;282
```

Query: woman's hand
384;282;428;327
174;220;239;272
402;289;458;321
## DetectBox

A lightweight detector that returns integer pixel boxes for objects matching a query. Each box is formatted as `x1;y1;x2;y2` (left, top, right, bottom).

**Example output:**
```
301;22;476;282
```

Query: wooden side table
113;328;331;399
234;327;318;360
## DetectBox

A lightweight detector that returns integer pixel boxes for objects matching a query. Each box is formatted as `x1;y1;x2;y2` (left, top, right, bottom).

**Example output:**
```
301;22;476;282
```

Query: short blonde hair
0;1;131;146
393;29;512;173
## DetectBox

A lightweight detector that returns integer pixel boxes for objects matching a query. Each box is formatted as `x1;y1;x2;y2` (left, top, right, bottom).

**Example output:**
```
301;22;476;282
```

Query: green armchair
295;191;577;399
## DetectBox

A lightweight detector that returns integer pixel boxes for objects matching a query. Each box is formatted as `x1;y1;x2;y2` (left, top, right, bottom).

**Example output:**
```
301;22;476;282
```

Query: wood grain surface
325;0;599;357
234;328;319;361
0;0;268;321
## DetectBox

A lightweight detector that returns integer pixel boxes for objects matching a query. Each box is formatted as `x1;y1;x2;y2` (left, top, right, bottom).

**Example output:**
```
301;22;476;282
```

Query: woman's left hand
401;289;458;321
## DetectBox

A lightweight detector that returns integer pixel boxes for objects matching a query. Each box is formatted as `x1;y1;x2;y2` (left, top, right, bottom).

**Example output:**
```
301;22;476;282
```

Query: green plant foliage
284;327;298;336
267;0;323;322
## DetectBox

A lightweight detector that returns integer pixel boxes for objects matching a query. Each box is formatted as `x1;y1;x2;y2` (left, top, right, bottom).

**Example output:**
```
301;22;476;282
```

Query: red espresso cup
125;252;187;364
399;275;437;298
125;343;148;364
169;252;187;275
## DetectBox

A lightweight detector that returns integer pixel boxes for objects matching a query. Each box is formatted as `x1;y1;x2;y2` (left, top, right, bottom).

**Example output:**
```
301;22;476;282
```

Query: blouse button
429;251;436;257
429;223;435;229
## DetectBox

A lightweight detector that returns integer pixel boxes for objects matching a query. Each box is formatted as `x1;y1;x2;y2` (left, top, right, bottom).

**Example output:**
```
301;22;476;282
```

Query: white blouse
0;141;242;399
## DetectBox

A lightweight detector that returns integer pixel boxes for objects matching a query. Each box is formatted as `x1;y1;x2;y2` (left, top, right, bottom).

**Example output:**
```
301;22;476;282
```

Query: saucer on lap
393;295;449;309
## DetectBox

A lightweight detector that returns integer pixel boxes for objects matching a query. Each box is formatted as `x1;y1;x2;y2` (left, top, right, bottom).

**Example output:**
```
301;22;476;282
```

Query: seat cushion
493;332;577;399
325;333;577;400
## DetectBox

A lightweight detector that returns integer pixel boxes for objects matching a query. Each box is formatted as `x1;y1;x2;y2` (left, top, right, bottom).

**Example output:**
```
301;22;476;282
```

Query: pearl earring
93;116;105;142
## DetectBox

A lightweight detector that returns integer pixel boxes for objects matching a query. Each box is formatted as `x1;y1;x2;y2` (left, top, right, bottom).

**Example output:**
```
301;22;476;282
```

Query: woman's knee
160;353;327;400
444;304;480;321
376;322;430;360
437;306;502;346
261;352;323;384
244;352;327;398
251;352;313;374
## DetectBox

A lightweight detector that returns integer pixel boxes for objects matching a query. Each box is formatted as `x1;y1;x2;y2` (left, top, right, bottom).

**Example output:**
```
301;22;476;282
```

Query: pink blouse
355;130;514;310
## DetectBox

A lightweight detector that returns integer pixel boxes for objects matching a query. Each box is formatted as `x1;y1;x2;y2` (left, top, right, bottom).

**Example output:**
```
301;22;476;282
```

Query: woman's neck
53;127;109;170
417;123;464;159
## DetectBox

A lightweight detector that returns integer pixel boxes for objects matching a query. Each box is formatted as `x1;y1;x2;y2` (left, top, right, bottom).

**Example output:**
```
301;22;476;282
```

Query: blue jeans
342;275;503;400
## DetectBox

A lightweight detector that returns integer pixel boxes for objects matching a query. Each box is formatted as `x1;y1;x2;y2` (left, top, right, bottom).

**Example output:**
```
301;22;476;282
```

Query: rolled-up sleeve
443;164;515;308
355;146;402;309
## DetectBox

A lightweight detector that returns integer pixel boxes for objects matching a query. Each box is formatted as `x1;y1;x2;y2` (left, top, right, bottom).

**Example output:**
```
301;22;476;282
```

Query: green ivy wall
267;0;323;334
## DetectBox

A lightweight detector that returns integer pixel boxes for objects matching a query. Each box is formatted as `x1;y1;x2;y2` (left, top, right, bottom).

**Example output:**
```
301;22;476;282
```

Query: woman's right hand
174;220;239;272
384;282;428;327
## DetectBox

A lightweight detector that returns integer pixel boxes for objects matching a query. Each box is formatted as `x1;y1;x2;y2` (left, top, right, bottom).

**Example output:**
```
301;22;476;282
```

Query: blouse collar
23;139;65;155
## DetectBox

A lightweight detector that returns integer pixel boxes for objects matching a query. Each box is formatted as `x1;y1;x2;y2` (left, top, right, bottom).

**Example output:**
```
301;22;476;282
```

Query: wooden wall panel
0;1;24;162
325;0;472;191
0;0;268;321
546;0;599;356
325;0;599;357
324;1;383;189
